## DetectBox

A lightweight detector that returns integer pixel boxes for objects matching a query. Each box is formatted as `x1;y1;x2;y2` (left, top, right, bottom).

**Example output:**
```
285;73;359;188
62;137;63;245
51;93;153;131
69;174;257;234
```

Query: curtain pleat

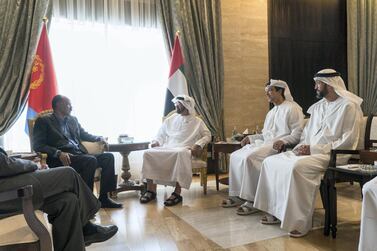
0;0;49;135
348;0;377;115
156;0;225;141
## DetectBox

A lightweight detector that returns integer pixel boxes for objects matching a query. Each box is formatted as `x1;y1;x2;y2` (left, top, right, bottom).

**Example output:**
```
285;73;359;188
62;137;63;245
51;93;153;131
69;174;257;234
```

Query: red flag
26;23;58;132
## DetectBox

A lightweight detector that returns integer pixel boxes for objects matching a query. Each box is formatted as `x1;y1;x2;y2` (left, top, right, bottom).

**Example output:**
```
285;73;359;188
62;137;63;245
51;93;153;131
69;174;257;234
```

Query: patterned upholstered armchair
27;112;105;194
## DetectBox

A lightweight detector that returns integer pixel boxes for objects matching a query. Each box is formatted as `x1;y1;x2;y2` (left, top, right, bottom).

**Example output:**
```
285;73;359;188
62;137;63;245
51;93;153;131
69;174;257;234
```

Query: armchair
0;185;52;251
27;112;106;194
192;144;209;194
320;115;377;188
325;115;376;172
27;111;51;165
320;113;376;238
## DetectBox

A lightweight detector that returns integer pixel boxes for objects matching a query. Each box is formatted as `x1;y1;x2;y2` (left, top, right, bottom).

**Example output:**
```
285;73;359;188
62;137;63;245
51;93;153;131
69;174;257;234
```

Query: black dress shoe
84;224;118;246
99;197;123;208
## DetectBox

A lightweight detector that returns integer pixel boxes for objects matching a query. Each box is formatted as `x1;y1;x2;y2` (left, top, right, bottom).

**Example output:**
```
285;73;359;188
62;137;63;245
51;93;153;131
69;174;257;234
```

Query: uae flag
163;34;188;116
25;23;58;133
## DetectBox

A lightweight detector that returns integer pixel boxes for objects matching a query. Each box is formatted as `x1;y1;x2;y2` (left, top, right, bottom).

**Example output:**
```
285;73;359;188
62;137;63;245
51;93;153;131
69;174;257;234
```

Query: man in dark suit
0;148;118;251
32;95;121;208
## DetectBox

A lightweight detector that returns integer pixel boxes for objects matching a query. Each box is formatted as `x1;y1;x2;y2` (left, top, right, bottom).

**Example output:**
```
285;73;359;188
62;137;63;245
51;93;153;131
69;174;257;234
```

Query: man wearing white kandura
253;69;363;238
359;176;377;251
140;94;211;206
221;80;304;216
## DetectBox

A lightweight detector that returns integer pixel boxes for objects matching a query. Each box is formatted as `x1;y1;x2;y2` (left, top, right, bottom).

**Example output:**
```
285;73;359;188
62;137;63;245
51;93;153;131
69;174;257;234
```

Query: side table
207;142;242;191
107;142;149;195
321;150;377;238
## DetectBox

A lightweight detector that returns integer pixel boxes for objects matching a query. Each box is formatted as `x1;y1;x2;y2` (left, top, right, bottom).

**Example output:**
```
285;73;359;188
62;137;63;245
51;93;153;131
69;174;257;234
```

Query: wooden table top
107;142;150;152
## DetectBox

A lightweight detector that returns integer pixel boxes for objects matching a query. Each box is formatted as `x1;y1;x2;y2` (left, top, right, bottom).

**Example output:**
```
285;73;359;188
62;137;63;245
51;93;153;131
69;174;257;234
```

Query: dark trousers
48;153;117;196
35;167;100;251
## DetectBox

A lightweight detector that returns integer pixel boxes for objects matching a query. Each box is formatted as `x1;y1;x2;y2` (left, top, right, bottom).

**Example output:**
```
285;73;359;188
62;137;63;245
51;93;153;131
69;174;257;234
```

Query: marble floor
166;189;287;248
87;176;362;251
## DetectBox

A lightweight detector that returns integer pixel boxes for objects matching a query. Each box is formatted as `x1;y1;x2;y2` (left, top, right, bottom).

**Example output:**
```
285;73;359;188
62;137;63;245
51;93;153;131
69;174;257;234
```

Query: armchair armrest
9;152;38;160
9;152;47;165
200;144;209;161
0;185;33;203
82;141;105;155
0;185;52;251
191;144;208;161
329;149;360;167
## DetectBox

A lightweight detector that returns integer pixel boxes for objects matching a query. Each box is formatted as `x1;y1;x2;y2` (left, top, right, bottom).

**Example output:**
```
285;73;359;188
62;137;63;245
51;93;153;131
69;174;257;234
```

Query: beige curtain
52;0;158;27
348;1;377;114
157;0;225;141
0;0;49;135
156;0;176;56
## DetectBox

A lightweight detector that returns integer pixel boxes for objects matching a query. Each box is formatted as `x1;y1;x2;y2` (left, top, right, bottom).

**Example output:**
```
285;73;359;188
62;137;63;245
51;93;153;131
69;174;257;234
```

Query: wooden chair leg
201;168;207;195
203;178;207;195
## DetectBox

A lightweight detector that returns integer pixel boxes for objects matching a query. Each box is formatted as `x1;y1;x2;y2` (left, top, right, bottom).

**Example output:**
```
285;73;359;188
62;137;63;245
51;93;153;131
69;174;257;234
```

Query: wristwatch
55;150;62;157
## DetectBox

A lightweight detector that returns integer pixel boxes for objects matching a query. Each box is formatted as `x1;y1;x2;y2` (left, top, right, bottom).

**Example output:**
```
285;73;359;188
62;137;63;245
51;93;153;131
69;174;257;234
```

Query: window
4;18;169;161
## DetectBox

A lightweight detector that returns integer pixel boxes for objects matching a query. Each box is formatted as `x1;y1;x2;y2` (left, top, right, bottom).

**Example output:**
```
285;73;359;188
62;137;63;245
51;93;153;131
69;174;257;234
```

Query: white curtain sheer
49;18;168;142
4;18;169;178
52;0;157;28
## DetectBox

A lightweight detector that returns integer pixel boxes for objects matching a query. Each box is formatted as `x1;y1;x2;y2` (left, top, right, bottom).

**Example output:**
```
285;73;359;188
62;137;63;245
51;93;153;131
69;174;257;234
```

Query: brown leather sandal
164;192;182;207
140;191;156;204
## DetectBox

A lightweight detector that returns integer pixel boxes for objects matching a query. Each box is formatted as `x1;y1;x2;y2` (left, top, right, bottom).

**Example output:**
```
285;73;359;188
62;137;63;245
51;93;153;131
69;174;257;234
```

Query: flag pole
174;31;180;47
42;16;48;32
